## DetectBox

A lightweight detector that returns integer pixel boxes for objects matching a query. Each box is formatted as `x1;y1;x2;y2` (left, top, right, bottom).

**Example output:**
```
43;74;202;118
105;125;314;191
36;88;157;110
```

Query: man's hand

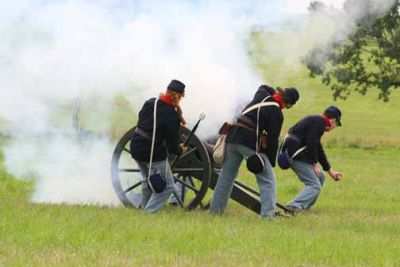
312;163;323;178
179;143;188;154
328;168;342;181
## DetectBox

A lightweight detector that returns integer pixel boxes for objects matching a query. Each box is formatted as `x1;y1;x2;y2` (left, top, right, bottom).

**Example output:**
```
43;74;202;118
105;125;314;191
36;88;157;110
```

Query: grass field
2;37;400;265
1;147;400;266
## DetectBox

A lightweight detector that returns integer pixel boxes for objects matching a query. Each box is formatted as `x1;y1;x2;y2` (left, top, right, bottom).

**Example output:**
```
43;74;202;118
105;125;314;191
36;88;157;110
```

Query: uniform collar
160;94;174;107
272;93;284;109
322;114;332;127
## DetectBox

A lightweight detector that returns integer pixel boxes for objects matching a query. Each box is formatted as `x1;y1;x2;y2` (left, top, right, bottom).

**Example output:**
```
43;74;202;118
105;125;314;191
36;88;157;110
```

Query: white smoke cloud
0;0;288;205
4;135;119;204
299;0;397;69
0;0;395;206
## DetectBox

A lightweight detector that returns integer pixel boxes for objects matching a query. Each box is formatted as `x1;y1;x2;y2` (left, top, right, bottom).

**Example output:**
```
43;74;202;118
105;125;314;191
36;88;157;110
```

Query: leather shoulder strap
241;96;279;115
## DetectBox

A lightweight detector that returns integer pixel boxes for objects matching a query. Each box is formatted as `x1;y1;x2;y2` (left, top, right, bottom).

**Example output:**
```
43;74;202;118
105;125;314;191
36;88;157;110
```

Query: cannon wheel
111;126;212;210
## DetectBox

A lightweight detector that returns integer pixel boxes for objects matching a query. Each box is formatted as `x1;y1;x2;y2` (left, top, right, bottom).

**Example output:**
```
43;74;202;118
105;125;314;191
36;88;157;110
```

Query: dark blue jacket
226;85;283;167
130;98;182;162
282;115;331;171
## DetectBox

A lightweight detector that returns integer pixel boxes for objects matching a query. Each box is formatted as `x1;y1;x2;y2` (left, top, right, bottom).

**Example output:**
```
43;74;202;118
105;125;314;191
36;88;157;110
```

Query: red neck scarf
272;93;284;109
160;94;174;107
322;114;332;128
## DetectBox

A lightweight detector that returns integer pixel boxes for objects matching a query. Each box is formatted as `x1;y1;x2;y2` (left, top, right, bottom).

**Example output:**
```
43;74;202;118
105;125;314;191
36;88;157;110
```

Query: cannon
111;124;289;214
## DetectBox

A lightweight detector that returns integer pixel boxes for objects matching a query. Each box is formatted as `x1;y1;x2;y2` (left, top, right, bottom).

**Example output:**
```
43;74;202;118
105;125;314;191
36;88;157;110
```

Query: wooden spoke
123;181;142;193
179;147;198;160
174;178;200;193
119;168;141;173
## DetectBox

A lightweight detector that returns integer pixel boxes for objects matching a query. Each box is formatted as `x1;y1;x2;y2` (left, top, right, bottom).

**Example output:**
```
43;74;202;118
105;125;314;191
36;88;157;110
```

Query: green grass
1;147;400;266
2;34;400;266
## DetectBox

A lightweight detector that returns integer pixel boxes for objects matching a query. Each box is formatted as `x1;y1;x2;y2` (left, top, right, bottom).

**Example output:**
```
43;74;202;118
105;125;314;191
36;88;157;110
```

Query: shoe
261;211;291;220
275;210;292;218
169;202;179;207
285;205;301;215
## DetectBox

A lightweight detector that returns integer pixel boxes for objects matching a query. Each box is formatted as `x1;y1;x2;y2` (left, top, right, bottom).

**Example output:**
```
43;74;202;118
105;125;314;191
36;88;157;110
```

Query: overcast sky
284;0;345;13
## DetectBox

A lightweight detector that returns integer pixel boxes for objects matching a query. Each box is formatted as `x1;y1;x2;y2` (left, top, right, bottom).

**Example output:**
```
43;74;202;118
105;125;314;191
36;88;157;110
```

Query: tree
304;0;400;101
308;1;327;12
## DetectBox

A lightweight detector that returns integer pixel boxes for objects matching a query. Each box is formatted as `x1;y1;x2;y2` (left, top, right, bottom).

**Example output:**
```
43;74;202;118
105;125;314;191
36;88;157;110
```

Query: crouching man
130;79;188;212
280;106;343;213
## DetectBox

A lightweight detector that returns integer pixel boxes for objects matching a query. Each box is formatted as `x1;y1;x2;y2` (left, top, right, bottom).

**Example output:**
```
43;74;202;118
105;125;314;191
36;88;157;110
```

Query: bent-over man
210;85;300;219
281;106;343;213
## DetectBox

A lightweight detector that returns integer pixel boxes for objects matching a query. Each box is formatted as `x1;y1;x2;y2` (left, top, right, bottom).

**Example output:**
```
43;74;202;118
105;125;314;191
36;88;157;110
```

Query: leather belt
237;115;256;128
235;122;256;132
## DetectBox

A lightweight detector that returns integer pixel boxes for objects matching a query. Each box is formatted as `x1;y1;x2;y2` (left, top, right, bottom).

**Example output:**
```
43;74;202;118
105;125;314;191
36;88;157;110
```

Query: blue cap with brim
285;87;300;105
167;79;185;96
324;105;342;126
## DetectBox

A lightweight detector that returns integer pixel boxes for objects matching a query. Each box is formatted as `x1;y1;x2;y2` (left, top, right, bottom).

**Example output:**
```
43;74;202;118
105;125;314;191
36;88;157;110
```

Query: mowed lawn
1;147;400;266
2;49;400;265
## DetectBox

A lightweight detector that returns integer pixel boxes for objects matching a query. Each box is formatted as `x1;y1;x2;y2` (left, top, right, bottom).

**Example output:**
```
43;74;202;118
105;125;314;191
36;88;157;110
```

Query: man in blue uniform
130;79;188;212
281;106;343;213
210;85;300;218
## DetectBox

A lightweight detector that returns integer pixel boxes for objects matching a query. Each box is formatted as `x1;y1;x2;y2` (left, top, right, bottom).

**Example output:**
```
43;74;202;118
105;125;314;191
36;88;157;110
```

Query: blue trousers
136;160;175;212
287;160;326;210
210;143;276;217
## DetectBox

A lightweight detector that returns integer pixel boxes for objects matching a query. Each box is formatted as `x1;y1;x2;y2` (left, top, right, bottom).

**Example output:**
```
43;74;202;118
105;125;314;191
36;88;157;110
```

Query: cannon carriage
111;125;288;214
